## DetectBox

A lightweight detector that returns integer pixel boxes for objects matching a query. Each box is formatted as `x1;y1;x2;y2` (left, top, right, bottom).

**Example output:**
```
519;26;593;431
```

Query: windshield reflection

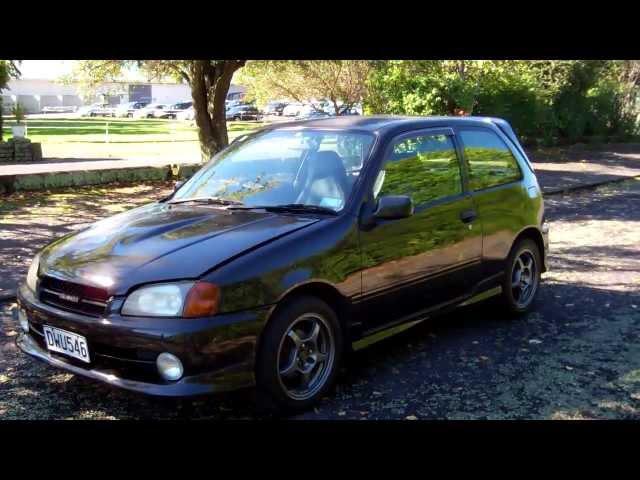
172;129;375;212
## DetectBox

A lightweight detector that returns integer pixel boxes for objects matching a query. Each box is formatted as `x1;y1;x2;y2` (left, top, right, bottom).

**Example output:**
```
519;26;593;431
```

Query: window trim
455;126;524;193
376;127;466;209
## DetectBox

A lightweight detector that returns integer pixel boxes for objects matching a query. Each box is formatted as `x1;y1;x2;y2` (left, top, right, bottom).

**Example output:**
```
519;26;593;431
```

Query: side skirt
351;277;503;352
458;286;502;307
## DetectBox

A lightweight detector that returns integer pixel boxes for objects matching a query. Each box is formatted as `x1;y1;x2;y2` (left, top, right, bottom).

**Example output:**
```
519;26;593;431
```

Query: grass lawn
1;117;267;161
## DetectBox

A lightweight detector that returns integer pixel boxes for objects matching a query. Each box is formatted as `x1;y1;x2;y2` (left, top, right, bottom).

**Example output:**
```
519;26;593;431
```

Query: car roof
260;115;510;136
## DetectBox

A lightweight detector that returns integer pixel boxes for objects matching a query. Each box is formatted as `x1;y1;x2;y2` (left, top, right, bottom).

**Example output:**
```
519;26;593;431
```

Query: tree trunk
189;60;245;162
0;96;3;142
620;60;640;119
332;97;340;116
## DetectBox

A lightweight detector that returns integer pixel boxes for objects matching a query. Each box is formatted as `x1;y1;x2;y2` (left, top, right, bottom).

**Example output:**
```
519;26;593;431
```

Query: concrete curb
543;175;639;196
0;163;201;194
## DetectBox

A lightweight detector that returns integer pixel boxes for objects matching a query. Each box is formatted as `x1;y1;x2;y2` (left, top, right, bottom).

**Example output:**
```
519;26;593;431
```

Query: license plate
43;325;90;363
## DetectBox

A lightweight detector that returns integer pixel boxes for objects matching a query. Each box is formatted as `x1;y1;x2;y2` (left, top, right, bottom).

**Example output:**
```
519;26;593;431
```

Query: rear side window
378;133;462;205
459;129;522;190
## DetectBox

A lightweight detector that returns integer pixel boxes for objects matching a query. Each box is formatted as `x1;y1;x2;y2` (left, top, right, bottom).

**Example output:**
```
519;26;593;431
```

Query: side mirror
173;180;185;192
374;195;414;220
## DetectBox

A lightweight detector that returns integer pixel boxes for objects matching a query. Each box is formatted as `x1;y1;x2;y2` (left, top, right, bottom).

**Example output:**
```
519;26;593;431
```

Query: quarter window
377;134;462;205
459;129;522;190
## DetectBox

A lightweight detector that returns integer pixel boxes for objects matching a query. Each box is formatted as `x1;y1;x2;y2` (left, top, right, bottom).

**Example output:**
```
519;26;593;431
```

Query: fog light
17;308;29;333
156;352;183;381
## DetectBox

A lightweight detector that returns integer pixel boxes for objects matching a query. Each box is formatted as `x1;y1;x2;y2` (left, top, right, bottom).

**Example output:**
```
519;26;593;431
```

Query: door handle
460;209;477;224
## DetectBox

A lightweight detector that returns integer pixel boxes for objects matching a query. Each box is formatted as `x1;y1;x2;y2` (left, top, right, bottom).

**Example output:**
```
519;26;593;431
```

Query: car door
358;128;483;330
455;127;527;280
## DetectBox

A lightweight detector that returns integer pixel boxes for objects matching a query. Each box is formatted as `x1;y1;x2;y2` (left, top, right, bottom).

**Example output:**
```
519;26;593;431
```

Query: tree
367;60;638;146
366;60;482;116
618;60;640;121
69;60;246;160
239;61;372;115
0;60;21;142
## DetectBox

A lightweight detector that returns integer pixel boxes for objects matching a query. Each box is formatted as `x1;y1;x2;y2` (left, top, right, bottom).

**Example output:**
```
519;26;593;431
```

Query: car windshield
171;129;375;212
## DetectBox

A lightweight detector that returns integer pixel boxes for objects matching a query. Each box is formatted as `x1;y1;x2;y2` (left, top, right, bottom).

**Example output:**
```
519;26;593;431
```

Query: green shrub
366;60;639;147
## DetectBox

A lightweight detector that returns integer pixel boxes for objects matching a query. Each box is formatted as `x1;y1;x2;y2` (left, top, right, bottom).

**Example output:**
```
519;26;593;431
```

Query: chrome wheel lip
511;249;539;308
276;313;335;401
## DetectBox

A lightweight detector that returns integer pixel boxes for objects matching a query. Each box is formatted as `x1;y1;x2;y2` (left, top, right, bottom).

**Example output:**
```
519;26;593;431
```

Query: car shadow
2;274;638;420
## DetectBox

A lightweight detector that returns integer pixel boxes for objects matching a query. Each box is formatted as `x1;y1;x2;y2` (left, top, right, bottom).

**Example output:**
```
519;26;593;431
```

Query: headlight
122;282;192;317
121;281;220;318
26;253;40;292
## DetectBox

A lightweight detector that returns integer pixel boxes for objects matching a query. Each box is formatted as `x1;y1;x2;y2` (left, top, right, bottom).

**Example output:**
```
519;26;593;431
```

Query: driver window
376;133;462;205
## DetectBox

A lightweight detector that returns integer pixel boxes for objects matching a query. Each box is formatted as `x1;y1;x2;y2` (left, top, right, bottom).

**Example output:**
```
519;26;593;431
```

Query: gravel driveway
1;179;639;419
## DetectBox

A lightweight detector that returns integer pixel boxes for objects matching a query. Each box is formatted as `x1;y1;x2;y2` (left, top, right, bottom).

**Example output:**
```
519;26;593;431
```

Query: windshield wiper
229;204;338;215
168;197;245;206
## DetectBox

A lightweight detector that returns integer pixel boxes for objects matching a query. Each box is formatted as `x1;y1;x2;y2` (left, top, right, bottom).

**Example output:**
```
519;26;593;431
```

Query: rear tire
255;296;343;412
498;238;542;315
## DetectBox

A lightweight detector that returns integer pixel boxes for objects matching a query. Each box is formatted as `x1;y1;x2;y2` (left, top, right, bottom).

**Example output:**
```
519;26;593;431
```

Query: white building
1;78;246;114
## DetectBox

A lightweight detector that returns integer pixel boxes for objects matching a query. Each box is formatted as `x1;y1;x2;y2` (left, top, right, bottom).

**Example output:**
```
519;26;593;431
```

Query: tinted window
459;129;521;190
378;134;462;205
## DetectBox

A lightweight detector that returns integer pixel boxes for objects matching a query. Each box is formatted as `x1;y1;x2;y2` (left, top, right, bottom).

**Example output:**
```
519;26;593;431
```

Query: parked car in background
94;105;117;117
115;102;149;118
14;115;547;412
315;101;336;115
226;99;244;111
176;106;195;121
42;106;77;114
77;103;110;117
132;103;166;119
300;110;332;120
263;101;288;116
226;104;261;121
156;102;193;119
339;103;362;116
296;104;316;117
282;102;305;117
296;105;331;120
151;104;174;119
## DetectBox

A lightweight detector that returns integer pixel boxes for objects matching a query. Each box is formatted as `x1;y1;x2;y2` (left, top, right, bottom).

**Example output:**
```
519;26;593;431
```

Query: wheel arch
254;281;353;368
512;226;547;272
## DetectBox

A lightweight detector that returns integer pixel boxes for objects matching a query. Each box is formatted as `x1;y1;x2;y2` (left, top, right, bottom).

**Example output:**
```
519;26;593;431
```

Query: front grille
38;276;110;317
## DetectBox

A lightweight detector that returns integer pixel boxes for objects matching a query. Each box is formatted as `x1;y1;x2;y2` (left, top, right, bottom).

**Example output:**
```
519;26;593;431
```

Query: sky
17;60;76;80
16;60;145;82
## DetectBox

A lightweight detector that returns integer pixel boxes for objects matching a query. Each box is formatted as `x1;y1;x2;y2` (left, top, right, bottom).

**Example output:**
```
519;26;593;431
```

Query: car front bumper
14;285;272;397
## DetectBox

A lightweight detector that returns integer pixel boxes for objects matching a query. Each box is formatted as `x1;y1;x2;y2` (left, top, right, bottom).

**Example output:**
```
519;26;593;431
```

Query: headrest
309;151;346;178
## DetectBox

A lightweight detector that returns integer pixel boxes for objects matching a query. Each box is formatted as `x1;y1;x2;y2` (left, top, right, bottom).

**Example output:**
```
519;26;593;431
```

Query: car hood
39;202;321;296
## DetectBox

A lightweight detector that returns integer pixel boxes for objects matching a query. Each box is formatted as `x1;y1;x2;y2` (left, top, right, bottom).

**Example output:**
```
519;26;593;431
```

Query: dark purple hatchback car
15;115;548;410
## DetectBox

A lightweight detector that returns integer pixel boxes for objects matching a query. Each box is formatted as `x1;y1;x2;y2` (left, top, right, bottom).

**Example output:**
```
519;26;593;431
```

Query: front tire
256;296;343;412
499;238;541;315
